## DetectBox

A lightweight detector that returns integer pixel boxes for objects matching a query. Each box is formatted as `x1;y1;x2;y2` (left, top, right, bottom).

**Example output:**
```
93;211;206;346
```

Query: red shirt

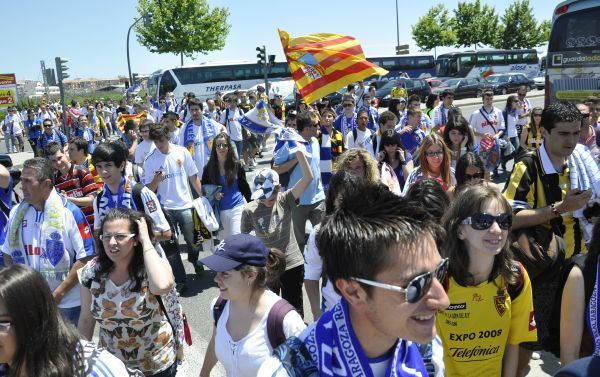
54;165;98;225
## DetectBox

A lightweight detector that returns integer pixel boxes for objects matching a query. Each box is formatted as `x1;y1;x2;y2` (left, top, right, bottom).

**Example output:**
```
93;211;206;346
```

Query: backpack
351;128;374;151
213;297;296;349
544;254;593;358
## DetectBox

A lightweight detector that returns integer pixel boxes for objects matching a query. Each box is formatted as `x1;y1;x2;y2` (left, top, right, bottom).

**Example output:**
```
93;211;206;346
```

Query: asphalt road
2;91;559;376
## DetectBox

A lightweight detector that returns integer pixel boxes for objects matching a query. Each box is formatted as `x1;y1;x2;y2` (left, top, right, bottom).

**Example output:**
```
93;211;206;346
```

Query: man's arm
189;174;203;197
0;163;10;189
146;171;164;193
65;192;97;207
52;256;93;304
272;158;297;174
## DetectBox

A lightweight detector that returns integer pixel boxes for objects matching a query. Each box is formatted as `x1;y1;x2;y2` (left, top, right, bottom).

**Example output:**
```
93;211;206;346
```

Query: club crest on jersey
494;295;507;317
146;200;157;213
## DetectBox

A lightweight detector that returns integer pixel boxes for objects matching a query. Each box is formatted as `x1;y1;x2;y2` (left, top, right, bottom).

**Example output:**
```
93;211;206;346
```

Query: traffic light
256;46;266;66
132;73;139;85
45;68;57;86
55;57;69;81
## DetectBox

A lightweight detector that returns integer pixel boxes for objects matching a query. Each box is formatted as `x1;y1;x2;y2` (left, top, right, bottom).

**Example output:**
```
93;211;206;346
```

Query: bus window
172;67;205;85
204;67;234;83
522;52;538;64
460;54;476;68
147;74;159;98
159;71;177;96
549;7;600;51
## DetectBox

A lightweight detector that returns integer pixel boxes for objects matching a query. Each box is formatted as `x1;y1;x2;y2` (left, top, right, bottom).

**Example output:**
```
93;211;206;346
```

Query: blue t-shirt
24;117;42;139
0;177;13;268
274;137;325;205
400;128;425;158
219;175;245;211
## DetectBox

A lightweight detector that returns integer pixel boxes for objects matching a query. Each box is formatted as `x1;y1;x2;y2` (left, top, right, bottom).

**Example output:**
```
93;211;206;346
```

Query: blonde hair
416;133;452;187
337;148;380;185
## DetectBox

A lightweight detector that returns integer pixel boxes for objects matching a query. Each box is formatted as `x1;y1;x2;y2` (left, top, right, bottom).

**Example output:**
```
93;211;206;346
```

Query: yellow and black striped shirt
503;148;586;258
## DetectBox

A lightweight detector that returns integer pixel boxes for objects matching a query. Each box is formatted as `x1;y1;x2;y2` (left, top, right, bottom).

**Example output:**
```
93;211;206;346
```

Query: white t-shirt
93;184;170;233
179;120;210;178
1;201;95;308
169;127;181;145
304;226;340;312
505;111;519;138
469;106;506;145
143;144;198;210
210;291;306;377
220;107;244;141
345;128;375;156
134;139;155;167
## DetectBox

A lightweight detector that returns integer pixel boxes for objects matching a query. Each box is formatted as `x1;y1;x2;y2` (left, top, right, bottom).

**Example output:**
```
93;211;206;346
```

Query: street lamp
395;0;400;48
127;13;151;87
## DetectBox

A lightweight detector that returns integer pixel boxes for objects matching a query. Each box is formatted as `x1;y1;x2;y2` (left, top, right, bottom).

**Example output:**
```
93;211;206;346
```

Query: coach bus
435;49;539;79
147;55;436;101
546;0;600;105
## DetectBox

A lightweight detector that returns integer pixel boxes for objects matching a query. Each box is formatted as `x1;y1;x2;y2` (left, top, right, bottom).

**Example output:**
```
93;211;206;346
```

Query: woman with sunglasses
202;132;251;240
402;133;456;195
0;264;143;376
451;152;493;194
438;185;536;377
519;107;544;150
78;208;180;377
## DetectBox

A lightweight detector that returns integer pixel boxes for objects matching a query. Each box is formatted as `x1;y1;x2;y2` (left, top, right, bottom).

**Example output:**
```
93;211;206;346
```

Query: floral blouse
79;258;176;375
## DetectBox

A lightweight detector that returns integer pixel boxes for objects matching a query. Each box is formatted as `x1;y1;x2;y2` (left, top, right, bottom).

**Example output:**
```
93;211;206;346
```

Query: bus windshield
436;57;457;77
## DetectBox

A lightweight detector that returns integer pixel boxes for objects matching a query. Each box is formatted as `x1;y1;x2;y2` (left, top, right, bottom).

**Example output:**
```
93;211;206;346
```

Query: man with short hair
37;118;68;156
1;107;22;153
345;110;375;155
469;90;505;176
45;142;98;226
121;119;139;160
577;102;600;160
333;94;357;137
259;183;449;376
503;101;600;372
145;123;204;275
134;119;156;167
397;94;432;133
68;136;101;184
220;95;245;159
274;111;325;255
204;99;221;122
432;90;455;133
24;109;43;156
2;158;95;324
317;108;345;189
516;85;532;139
359;93;379;132
398;108;426;158
180;98;225;177
373;111;400;153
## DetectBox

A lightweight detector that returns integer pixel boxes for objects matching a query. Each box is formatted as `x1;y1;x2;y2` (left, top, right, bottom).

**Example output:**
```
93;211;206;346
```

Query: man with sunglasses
504;101;598;372
516;86;532;138
37;119;68;157
577;103;600;161
259;183;449;376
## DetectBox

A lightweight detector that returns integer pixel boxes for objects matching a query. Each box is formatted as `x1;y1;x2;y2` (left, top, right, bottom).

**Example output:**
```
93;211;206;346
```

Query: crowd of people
1;82;600;377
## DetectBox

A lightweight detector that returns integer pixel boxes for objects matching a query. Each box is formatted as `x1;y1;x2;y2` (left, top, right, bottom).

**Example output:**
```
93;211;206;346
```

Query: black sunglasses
464;172;483;180
461;212;512;231
353;258;449;303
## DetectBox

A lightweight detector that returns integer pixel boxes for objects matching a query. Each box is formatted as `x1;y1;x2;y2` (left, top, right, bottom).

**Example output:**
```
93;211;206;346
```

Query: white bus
546;0;600;105
435;49;539;79
146;60;292;102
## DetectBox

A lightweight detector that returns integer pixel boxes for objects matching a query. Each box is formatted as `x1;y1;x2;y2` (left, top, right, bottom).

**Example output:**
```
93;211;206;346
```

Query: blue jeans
554;356;600;376
150;362;177;377
165;208;201;265
232;140;243;160
59;306;81;326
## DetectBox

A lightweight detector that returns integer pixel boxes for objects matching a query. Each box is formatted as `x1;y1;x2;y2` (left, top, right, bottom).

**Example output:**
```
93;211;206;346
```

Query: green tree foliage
453;0;499;49
136;0;230;65
412;4;457;55
495;0;551;49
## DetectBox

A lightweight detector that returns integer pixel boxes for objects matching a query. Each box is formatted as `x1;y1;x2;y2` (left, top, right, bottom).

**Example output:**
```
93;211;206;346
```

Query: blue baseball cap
200;234;269;272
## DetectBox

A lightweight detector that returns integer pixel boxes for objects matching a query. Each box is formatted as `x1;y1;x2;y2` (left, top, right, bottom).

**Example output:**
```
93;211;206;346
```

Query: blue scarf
319;126;333;190
305;299;427;377
182;117;216;158
587;257;600;356
340;113;357;137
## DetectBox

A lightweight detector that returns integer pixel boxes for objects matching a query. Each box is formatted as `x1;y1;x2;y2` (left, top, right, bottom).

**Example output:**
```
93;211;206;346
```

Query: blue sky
2;0;553;81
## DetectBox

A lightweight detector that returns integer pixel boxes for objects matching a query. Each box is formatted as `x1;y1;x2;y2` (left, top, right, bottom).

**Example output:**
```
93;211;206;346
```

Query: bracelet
143;247;155;253
550;203;561;218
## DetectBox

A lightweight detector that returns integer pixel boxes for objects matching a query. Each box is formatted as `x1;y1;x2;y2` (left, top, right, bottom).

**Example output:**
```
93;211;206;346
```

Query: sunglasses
216;143;229;149
353;258;449;303
99;233;136;243
464;172;483;180
43;124;53;128
0;321;11;332
533;113;542;117
461;212;512;231
425;151;444;158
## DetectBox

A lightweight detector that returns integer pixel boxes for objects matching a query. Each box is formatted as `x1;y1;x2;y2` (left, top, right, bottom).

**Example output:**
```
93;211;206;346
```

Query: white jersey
93;183;170;233
433;104;453;128
345;128;375;156
143;144;198;210
220;107;244;142
134;139;155;167
469;106;505;144
1;198;95;308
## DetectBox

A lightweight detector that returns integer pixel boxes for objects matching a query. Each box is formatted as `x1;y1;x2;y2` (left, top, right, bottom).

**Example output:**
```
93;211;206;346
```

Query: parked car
425;77;446;89
533;72;545;90
484;73;536;95
431;77;491;99
375;78;431;107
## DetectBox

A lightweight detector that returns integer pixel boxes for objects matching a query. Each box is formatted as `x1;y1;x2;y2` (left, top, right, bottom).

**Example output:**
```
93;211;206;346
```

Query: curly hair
337;148;380;185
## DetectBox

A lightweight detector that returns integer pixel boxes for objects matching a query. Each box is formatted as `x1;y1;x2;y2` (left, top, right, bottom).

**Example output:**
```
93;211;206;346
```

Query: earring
247;280;250;287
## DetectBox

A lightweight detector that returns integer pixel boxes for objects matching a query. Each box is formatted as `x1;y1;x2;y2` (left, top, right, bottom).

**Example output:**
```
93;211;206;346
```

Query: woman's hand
136;217;152;245
377;151;386;162
397;148;405;162
214;192;224;201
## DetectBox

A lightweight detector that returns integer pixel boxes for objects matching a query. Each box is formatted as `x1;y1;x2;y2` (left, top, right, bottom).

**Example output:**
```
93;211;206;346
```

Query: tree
411;4;457;57
136;0;230;66
452;0;499;49
495;0;551;49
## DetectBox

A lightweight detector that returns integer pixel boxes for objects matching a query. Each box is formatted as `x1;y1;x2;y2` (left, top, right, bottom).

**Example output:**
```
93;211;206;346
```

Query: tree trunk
180;52;184;66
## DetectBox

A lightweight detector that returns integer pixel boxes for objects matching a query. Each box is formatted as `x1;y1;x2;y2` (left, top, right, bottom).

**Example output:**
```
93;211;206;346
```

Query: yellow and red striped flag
278;29;388;104
116;111;147;132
